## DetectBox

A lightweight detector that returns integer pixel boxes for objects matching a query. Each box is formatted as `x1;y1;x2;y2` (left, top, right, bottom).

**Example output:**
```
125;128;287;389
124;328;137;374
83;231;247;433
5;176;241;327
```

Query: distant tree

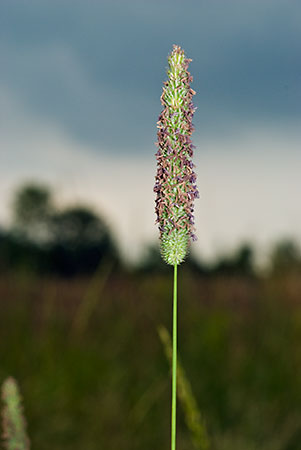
234;244;254;274
212;243;255;276
136;243;169;274
0;228;49;274
1;182;120;276
12;182;53;243
49;206;119;276
270;239;301;274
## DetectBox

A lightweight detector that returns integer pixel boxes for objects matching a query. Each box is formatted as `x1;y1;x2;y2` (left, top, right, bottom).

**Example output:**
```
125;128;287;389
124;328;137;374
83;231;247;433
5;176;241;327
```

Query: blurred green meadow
1;183;301;450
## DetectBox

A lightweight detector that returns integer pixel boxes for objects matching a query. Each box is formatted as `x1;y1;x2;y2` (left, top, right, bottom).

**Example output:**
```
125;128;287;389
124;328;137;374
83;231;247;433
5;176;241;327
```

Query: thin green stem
171;263;178;450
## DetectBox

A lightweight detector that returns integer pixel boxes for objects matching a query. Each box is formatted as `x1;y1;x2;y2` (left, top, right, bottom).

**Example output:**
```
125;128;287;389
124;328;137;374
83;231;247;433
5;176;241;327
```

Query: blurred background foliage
0;183;119;277
0;182;301;449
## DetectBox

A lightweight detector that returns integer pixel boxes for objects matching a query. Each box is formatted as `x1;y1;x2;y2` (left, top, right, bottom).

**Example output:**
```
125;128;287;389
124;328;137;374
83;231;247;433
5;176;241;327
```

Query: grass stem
171;263;178;450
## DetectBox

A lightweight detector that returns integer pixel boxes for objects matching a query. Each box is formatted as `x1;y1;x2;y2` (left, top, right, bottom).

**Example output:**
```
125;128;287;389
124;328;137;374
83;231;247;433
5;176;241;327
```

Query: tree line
0;182;119;276
0;182;300;277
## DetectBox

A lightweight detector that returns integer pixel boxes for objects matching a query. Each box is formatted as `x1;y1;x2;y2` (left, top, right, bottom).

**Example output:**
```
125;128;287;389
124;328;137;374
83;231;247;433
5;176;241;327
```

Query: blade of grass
129;377;168;428
158;324;210;450
72;260;113;336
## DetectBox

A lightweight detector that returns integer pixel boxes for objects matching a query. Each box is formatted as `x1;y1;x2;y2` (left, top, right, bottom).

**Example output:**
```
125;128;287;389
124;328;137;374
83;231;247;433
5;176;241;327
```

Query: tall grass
158;325;210;450
154;44;199;450
0;270;301;449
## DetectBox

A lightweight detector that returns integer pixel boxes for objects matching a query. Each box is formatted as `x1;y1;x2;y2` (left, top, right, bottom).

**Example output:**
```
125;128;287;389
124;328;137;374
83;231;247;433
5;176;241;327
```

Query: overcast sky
1;0;300;263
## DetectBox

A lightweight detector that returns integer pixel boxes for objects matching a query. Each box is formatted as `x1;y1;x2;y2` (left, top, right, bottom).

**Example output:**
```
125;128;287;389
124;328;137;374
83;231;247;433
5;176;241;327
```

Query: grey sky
0;0;300;262
1;0;300;150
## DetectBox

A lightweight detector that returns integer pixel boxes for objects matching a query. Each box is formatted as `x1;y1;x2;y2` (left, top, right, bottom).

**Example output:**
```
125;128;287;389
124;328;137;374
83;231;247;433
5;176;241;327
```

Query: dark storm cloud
0;0;300;152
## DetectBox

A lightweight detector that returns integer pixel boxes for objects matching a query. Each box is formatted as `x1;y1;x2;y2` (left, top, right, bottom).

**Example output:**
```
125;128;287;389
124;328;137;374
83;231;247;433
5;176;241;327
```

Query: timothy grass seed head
154;45;199;265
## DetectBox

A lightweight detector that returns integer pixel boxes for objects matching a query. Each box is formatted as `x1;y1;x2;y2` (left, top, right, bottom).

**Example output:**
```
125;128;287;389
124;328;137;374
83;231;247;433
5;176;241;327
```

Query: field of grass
1;268;301;449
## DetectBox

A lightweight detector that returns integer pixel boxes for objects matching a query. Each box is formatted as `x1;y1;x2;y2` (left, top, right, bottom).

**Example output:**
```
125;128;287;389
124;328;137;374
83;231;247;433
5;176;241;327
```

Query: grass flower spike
1;377;30;450
154;45;198;450
154;44;199;265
